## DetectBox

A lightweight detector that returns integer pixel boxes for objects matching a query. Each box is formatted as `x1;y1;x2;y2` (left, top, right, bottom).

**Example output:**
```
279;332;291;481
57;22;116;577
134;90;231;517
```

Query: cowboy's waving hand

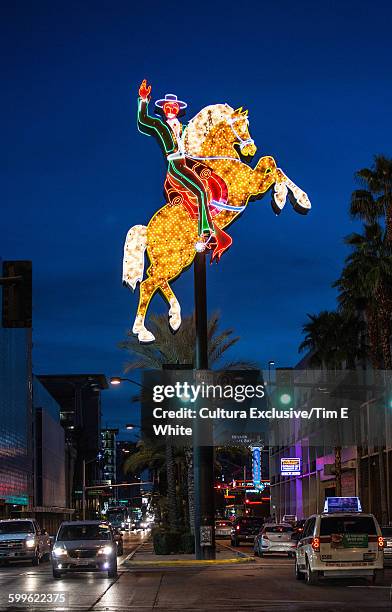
139;79;151;101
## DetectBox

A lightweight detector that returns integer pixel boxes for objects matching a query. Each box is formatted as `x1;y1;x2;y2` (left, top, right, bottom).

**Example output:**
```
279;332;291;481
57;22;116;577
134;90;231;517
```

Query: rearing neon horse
123;103;311;342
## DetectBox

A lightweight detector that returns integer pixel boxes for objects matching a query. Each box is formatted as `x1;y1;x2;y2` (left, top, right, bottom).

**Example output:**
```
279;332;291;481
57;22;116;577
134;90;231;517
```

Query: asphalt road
0;534;391;611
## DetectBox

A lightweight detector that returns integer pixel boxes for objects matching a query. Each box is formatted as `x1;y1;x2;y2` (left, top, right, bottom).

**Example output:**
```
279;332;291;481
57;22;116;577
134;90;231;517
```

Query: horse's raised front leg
274;168;311;215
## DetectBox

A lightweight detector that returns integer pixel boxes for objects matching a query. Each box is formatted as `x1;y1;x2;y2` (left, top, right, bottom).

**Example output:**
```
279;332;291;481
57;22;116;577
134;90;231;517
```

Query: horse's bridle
227;116;254;150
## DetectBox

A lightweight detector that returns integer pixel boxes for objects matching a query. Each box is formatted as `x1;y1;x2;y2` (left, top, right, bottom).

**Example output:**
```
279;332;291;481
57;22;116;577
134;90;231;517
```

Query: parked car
295;512;384;585
215;520;232;539
0;519;51;566
231;517;264;546
381;526;392;566
113;528;124;556
254;523;296;557
282;515;297;526
51;521;118;579
294;519;306;534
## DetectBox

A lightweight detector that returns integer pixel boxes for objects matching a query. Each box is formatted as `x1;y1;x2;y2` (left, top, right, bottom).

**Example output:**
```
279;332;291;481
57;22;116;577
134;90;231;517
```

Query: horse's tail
122;224;148;290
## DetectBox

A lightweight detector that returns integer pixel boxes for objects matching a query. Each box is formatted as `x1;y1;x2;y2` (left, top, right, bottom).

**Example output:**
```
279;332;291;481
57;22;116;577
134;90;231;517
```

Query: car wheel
52;568;62;579
108;561;118;579
32;550;40;566
370;570;384;585
305;558;318;585
295;558;304;580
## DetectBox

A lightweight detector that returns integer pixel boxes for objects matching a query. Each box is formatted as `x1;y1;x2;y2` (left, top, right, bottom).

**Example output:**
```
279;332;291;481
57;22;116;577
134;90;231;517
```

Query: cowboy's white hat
155;93;187;109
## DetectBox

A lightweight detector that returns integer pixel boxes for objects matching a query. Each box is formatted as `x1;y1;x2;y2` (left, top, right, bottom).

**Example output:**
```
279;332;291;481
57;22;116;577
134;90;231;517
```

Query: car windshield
381;527;392;537
265;525;293;533
0;521;34;534
320;516;377;535
58;524;111;541
239;519;264;527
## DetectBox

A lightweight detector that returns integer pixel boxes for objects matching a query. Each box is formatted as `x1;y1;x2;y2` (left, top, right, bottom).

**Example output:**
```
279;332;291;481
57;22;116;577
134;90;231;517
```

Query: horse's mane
183;103;234;156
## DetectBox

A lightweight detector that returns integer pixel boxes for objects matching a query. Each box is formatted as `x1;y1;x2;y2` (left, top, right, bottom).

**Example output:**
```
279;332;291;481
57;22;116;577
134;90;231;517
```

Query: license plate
327;561;368;567
76;560;90;565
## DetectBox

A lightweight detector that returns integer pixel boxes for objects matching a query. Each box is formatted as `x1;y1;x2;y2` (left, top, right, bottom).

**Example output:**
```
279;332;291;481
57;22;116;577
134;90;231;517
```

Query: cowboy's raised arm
137;80;173;152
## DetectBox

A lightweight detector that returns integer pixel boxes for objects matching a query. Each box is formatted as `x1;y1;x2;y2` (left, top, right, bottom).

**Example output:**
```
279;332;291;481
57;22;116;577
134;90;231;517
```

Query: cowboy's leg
169;160;212;235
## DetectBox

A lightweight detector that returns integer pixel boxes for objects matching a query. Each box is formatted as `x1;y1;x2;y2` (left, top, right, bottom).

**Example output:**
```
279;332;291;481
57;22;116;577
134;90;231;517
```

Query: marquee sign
281;457;301;476
123;80;311;342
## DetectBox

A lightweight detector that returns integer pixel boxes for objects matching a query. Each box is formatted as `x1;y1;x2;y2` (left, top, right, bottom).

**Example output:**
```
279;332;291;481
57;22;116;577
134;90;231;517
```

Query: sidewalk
123;539;255;568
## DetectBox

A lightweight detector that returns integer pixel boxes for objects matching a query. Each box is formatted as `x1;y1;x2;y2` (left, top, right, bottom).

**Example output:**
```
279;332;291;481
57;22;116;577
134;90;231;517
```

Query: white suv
295;512;384;585
0;519;51;565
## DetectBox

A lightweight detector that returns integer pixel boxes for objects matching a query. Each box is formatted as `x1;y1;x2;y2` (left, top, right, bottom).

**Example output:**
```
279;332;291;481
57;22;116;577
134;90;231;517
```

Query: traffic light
275;368;294;408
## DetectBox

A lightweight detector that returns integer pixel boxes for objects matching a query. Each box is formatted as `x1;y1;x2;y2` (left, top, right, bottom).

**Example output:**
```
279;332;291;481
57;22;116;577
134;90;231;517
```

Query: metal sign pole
193;251;215;560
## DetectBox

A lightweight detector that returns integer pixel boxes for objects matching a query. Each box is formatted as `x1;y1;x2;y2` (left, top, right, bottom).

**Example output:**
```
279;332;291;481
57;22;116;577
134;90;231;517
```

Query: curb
218;542;254;559
123;556;255;568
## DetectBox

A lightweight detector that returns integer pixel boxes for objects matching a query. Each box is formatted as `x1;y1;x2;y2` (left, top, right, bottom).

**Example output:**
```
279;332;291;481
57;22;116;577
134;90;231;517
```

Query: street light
109;376;146;389
268;360;275;384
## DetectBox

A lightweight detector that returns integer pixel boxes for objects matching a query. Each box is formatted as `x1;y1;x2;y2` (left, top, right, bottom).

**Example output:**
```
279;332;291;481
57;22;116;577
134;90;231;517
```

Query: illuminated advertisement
280;457;301;476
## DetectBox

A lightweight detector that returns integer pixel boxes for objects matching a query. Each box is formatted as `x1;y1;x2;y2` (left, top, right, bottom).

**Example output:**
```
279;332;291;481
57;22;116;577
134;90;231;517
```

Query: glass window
320;517;377;536
58;524;111;541
381;527;392;537
264;525;293;533
0;521;34;534
302;518;315;538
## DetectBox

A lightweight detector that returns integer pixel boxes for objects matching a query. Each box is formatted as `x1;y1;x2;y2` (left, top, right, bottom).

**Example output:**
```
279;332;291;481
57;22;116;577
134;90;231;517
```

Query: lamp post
268;360;275;384
82;454;102;521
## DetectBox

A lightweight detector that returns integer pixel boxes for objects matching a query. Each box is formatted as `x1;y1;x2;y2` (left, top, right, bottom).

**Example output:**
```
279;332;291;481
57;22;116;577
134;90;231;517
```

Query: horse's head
228;108;257;158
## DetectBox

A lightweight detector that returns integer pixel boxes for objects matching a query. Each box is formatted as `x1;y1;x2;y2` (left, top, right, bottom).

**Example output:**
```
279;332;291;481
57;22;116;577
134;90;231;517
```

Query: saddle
164;161;232;262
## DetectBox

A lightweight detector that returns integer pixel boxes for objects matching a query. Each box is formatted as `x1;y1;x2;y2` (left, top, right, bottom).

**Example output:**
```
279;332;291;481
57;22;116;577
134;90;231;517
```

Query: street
0;535;391;611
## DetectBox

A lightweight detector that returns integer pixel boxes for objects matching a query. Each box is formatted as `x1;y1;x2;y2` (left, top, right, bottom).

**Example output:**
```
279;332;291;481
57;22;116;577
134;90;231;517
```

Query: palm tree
342;223;392;369
119;311;256;370
120;311;256;533
350;155;392;241
299;310;364;369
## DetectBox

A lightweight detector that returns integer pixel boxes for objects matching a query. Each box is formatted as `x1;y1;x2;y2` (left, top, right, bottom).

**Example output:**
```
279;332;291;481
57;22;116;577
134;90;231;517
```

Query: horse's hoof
169;299;181;331
138;329;155;343
132;317;144;334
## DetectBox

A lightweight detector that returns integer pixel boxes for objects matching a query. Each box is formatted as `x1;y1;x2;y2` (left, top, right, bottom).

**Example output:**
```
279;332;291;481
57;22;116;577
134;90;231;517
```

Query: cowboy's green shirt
137;98;177;155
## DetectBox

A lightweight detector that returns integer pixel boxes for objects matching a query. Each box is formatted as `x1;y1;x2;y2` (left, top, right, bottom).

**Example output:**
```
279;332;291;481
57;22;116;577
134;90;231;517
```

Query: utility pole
82;459;86;521
334;446;342;497
193;251;215;560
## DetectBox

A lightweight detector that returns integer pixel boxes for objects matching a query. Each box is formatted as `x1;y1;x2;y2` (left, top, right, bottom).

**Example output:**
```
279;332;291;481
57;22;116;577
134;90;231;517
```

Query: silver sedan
254;523;297;558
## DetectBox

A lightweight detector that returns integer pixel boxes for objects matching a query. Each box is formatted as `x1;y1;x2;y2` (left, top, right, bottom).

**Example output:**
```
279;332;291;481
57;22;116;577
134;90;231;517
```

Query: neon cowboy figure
137;79;217;241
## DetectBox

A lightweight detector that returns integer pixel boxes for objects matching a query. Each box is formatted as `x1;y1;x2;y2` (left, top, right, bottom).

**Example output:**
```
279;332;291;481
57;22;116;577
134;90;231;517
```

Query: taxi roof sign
323;497;362;513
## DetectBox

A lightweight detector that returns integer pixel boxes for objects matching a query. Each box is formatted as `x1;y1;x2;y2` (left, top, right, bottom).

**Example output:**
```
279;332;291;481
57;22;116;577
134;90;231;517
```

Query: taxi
295;497;384;585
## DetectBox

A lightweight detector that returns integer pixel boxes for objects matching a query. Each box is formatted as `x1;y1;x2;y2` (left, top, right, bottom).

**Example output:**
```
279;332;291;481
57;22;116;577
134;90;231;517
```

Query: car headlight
52;546;67;556
25;538;36;548
98;545;113;555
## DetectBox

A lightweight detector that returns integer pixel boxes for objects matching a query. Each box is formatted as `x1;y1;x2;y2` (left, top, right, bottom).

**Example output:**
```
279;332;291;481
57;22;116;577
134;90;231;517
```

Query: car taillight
311;537;320;552
236;525;240;531
378;536;384;549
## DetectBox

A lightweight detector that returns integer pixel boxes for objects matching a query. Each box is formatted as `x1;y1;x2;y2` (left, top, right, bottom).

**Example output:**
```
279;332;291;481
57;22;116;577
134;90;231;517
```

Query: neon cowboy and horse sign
122;80;311;342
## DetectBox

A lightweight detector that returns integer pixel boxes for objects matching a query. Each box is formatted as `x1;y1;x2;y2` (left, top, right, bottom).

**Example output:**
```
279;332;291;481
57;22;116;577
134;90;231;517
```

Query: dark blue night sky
1;1;392;426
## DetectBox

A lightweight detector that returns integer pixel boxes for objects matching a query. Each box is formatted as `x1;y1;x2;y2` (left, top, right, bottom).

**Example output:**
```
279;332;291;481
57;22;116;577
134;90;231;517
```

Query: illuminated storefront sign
252;447;261;488
122;81;312;342
281;457;301;476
